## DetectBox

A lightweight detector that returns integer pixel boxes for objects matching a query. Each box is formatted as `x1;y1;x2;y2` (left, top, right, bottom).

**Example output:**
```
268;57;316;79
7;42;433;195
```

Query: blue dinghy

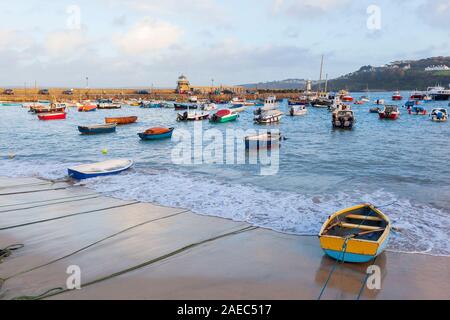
78;123;117;135
138;127;174;140
68;159;133;180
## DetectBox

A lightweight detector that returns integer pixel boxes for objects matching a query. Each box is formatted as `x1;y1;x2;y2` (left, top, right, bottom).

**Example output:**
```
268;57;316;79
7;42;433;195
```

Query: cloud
272;0;352;16
45;31;89;58
419;0;450;29
114;18;182;55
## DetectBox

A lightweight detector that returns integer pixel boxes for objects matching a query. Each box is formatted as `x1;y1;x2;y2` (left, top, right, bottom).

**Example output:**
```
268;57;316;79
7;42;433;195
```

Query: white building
425;65;450;72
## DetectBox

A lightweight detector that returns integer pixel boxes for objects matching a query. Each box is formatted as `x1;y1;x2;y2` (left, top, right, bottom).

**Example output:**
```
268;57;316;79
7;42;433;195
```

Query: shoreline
0;175;449;300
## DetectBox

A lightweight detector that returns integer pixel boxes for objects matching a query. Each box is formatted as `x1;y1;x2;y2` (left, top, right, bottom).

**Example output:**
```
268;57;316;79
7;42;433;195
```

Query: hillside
324;56;450;91
240;79;318;90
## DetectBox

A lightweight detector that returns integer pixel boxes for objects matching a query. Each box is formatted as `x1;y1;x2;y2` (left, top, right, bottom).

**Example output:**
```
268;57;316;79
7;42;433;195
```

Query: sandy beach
0;176;448;300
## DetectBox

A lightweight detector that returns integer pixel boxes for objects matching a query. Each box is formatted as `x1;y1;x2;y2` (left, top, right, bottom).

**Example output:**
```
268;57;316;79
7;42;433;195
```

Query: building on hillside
176;74;245;94
425;65;450;72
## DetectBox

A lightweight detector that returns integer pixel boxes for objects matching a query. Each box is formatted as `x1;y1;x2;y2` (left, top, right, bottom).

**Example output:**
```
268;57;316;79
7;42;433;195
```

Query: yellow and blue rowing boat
319;204;391;263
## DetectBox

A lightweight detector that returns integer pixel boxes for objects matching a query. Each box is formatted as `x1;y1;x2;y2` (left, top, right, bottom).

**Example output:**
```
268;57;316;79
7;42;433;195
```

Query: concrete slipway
0;176;449;300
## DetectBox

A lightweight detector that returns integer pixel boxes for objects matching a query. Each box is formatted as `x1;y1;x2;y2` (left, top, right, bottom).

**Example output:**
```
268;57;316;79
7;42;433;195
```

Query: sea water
0;92;449;256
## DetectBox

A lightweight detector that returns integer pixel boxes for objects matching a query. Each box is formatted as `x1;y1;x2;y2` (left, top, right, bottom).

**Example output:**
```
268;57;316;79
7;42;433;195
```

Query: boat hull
68;160;133;180
138;128;174;140
210;114;239;123
78;124;117;134
38;112;67;120
105;116;138;125
379;113;399;120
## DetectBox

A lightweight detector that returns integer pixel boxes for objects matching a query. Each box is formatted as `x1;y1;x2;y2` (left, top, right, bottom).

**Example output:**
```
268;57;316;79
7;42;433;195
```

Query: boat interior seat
345;214;382;222
338;223;382;231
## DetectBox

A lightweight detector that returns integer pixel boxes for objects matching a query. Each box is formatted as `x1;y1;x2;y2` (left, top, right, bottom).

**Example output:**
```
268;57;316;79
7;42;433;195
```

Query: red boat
341;95;353;102
379;106;400;120
38;112;67;120
410;91;425;100
392;91;403;101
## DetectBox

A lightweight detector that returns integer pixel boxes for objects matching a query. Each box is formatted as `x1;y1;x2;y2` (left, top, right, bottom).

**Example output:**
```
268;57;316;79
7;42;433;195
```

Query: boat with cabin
427;85;450;101
254;109;283;124
289;104;308;116
430;108;448;122
392;91;403;101
407;105;427;115
379;105;400;120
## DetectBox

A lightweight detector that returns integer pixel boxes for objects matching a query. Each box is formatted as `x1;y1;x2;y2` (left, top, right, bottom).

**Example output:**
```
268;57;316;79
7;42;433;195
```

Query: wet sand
0;176;449;300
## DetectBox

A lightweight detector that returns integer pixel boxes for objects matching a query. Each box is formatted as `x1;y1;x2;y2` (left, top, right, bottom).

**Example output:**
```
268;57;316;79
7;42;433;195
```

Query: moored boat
254;109;283;124
392;91;403;101
410;90;425;101
210;109;239;123
78;104;97;112
407;105;427;115
78;123;117;134
105;116;138;125
430;108;448;122
319;204;391;263
68;159;134;180
138;127;174;140
37;112;67;121
379;105;400;120
332;108;355;129
289;104;308;116
244;131;283;150
177;111;210;121
369;107;381;113
174;103;198;110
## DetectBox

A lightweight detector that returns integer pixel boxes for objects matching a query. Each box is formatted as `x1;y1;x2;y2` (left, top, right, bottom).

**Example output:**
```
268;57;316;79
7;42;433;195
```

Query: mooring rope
0;244;24;263
11;225;258;300
0;192;98;208
0;195;101;214
1;210;190;285
0;201;140;231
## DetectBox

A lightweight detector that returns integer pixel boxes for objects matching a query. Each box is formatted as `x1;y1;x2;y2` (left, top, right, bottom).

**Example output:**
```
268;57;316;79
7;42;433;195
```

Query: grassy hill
324;56;450;91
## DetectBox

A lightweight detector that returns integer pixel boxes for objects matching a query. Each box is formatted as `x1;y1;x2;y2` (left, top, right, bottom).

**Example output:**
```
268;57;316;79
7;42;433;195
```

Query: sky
0;0;449;88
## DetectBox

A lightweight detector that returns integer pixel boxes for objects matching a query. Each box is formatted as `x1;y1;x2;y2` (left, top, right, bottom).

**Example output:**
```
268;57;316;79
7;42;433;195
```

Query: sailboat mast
318;55;324;95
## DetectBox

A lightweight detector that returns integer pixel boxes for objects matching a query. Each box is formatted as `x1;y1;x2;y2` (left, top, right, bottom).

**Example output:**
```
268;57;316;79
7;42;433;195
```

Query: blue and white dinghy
68;159;134;180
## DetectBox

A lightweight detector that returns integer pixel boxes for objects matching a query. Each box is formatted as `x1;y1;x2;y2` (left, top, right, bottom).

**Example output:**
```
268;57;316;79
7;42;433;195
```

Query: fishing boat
379;105;400;120
289;104;308;116
332;108;355;129
339;90;354;102
392;91;403;101
78;104;97;112
210;109;239;123
177;111;210;121
407;105;427;115
253;96;278;115
98;102;122;109
410;90;425;101
245;131;283;150
68;159;134;180
105;116;138;125
359;95;370;103
30;103;66;114
430;108;448;122
426;85;450;101
138;127;174;140
78;123;117;135
140;101;162;108
254;109;283;124
319;204;391;263
37;112;67;121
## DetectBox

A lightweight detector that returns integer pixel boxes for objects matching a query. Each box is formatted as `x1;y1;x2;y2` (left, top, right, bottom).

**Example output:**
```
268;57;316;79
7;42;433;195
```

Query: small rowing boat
78;123;117;135
138;127;174;140
245;131;283;150
319;204;391;263
37;112;67;121
105;116;138;125
430;108;448;122
78;105;97;112
68;159;134;180
210;109;239;123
